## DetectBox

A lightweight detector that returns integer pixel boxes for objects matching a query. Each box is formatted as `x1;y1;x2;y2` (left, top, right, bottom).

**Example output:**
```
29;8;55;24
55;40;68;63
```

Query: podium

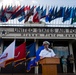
39;57;60;75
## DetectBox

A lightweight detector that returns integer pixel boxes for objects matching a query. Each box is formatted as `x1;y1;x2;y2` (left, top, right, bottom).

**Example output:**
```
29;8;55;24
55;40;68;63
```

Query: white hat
43;41;50;45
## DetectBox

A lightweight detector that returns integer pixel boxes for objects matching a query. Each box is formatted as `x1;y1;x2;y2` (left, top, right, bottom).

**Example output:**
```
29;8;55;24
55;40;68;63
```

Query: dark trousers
67;63;73;73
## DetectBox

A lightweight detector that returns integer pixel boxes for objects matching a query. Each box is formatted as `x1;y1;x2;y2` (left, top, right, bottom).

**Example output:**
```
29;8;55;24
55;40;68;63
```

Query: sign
14;27;76;33
0;27;76;39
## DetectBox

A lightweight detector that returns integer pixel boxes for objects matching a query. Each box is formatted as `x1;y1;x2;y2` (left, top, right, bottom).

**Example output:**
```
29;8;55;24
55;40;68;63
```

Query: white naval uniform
39;48;56;57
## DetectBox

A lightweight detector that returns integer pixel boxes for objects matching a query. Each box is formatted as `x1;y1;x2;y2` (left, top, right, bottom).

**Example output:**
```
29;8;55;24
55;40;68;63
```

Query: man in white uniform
39;41;56;59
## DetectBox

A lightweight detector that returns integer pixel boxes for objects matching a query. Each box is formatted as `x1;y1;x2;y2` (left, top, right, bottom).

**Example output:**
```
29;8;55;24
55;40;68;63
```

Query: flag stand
24;60;26;75
12;62;14;75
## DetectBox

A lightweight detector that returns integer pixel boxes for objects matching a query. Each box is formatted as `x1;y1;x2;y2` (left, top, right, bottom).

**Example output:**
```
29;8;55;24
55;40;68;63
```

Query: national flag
55;7;58;14
10;5;21;14
14;42;26;67
21;6;30;16
18;6;30;22
70;8;74;18
1;6;7;16
26;46;44;72
62;7;66;18
0;6;13;22
38;6;43;19
36;6;40;11
0;9;2;21
55;7;63;18
11;6;24;19
4;6;13;21
18;16;25;22
11;6;26;19
0;6;8;22
4;5;21;21
24;6;35;23
33;6;40;23
63;7;72;22
45;15;49;22
0;40;15;67
0;5;3;16
33;12;40;22
45;7;55;22
48;7;55;22
71;8;76;24
33;6;43;23
40;8;46;18
26;43;36;60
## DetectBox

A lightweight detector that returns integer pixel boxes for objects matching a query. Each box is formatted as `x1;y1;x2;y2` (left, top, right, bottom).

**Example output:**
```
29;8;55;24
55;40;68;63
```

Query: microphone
46;48;51;52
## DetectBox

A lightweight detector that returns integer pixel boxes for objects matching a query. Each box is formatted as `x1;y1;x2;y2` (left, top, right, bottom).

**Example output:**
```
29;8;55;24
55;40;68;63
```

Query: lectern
39;57;60;75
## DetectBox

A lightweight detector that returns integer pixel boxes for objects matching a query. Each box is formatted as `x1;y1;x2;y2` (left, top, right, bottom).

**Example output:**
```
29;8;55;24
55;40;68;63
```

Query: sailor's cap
43;41;50;45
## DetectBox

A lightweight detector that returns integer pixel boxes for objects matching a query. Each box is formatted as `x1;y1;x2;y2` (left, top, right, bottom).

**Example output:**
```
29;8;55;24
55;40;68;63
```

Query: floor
0;73;76;75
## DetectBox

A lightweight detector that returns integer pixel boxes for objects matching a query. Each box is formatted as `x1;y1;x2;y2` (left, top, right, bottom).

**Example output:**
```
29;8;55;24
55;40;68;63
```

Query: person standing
62;56;67;73
60;56;63;73
39;41;56;59
69;54;74;73
67;55;71;73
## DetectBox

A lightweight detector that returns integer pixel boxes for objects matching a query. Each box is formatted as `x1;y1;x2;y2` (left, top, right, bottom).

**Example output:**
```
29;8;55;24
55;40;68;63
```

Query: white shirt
39;48;56;57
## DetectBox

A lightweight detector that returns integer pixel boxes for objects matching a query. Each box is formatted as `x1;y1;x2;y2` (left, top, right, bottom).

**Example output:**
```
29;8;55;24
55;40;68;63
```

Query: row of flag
0;5;76;24
0;40;44;72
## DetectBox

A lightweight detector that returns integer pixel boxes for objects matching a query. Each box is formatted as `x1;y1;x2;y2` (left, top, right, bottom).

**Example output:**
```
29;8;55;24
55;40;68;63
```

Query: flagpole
24;60;26;75
34;39;39;74
24;39;26;75
12;40;15;75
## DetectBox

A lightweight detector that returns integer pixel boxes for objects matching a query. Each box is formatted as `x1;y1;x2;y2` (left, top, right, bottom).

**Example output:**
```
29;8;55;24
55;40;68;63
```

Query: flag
24;6;34;23
40;8;46;18
33;12;40;22
18;6;30;22
26;46;44;72
0;40;15;67
21;6;30;16
70;8;74;18
62;7;66;18
55;7;63;18
1;6;7;16
33;6;40;23
33;6;44;23
6;6;15;13
63;7;72;22
36;6;40;11
11;6;23;19
11;6;25;19
26;43;36;60
0;5;3;17
5;5;21;21
45;7;55;22
55;7;58;14
45;15;49;22
49;7;55;22
18;16;25;22
35;46;44;62
38;6;43;19
4;6;13;22
71;8;76;24
14;42;26;67
0;6;8;22
26;58;37;72
10;5;21;15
